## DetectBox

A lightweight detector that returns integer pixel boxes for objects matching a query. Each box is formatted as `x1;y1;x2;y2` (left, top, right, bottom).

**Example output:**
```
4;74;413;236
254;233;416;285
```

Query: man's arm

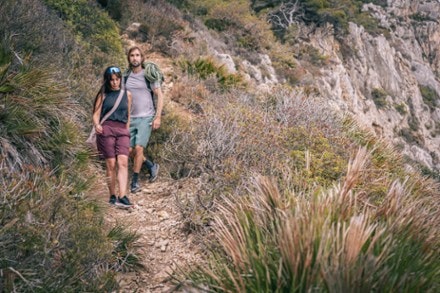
152;87;164;130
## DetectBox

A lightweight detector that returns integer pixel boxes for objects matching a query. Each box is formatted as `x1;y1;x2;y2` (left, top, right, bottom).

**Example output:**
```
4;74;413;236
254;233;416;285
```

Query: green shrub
283;126;348;187
98;0;123;21
371;88;388;108
399;128;419;144
394;102;407;115
360;0;387;7
205;17;235;31
179;57;244;90
419;164;440;181
266;0;387;39
408;115;420;132
107;226;143;272
43;0;123;57
410;12;435;22
419;85;439;112
297;45;329;66
354;10;389;37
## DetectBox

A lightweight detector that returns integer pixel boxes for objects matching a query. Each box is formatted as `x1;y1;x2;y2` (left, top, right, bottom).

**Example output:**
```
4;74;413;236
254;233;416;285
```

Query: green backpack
143;61;164;85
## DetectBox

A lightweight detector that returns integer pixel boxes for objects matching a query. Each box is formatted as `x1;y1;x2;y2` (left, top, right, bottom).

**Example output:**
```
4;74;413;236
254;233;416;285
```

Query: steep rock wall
309;0;440;170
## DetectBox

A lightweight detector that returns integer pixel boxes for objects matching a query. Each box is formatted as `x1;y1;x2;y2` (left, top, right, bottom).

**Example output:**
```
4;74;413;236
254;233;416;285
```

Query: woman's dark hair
92;66;122;113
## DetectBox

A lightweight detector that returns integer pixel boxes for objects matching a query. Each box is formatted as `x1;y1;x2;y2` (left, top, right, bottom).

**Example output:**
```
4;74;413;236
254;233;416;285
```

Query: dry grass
0;0;141;290
184;147;440;291
162;83;354;235
119;0;185;55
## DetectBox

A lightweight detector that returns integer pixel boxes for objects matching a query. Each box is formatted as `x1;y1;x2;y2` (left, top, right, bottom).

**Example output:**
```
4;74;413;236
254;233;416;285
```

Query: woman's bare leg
117;155;129;196
105;158;117;195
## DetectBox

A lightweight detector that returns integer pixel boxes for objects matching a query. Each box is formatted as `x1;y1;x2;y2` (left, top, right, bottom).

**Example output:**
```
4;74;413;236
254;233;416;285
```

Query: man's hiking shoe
130;181;140;193
118;196;133;207
109;195;117;205
141;159;150;171
149;163;159;183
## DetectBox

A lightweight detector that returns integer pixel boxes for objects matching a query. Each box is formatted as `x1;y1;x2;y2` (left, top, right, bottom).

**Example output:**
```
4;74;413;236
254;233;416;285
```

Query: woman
92;66;133;207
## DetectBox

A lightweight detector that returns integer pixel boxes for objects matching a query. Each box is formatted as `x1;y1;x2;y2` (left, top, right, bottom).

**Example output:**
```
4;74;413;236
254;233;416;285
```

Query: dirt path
96;38;205;292
100;176;203;292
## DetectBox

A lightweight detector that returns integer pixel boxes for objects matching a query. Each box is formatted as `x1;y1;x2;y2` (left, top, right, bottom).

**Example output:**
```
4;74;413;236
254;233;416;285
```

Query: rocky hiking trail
98;176;204;292
95;42;206;292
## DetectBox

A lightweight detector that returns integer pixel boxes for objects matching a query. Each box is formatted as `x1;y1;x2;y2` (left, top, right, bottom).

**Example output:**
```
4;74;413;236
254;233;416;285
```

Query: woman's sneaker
109;195;117;205
118;195;133;207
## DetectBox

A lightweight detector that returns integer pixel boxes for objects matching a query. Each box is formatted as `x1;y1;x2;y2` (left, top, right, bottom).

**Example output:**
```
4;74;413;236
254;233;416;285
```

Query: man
124;46;164;193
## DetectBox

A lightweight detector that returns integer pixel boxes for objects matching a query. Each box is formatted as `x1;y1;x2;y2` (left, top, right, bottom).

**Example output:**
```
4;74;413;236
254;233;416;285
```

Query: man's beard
130;61;141;67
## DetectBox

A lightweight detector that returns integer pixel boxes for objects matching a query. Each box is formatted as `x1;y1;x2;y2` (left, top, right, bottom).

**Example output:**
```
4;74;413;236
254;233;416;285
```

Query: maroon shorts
96;120;130;159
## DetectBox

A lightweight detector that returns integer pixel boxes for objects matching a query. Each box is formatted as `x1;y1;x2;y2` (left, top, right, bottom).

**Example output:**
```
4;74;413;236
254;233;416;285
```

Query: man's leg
142;157;154;173
130;145;144;193
141;156;159;182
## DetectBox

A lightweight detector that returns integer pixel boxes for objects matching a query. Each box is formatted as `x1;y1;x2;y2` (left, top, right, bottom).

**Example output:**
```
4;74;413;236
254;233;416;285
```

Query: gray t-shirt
125;71;160;118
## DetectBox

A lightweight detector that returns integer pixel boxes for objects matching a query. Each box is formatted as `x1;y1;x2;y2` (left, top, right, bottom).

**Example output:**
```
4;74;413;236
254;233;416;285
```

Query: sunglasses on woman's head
106;66;121;75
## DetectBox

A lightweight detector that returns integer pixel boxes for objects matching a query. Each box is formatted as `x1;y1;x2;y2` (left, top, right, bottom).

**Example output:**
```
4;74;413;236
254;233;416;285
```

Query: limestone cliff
312;0;440;170
184;0;440;171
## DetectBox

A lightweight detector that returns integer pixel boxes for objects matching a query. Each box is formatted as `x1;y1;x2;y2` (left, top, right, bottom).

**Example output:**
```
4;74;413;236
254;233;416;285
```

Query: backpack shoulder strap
123;68;131;85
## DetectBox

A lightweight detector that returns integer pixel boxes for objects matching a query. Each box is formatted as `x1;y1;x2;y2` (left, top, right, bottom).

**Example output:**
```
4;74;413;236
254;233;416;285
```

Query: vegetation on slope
251;0;388;39
152;1;439;291
166;62;440;292
1;0;439;291
0;0;138;291
185;154;440;291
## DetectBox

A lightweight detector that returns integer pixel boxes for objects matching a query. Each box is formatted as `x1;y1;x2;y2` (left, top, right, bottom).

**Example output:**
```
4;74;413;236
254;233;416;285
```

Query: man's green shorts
130;116;154;148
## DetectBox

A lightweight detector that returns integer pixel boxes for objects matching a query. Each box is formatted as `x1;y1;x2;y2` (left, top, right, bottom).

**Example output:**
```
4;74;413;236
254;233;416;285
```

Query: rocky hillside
202;0;440;172
316;0;440;171
2;0;439;291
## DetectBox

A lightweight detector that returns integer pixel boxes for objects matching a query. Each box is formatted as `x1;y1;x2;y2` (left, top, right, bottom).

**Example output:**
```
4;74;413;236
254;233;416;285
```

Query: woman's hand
95;123;103;134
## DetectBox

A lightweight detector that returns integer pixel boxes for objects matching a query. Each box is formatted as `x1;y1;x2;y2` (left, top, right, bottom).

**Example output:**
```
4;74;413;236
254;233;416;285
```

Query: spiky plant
0;44;81;172
107;226;144;273
0;1;142;290
183;148;440;292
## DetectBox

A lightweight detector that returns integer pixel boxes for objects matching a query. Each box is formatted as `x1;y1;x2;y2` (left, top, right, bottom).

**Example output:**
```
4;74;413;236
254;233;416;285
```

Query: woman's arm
92;93;104;134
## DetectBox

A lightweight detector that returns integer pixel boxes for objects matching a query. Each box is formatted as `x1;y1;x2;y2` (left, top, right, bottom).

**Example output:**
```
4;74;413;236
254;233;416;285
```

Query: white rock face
240;54;279;91
210;51;279;92
311;0;440;170
213;51;237;74
198;0;440;171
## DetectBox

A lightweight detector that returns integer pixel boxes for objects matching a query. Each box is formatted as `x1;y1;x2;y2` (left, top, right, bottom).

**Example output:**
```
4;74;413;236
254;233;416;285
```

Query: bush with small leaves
371;88;388;108
179;57;245;90
419;85;439;112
